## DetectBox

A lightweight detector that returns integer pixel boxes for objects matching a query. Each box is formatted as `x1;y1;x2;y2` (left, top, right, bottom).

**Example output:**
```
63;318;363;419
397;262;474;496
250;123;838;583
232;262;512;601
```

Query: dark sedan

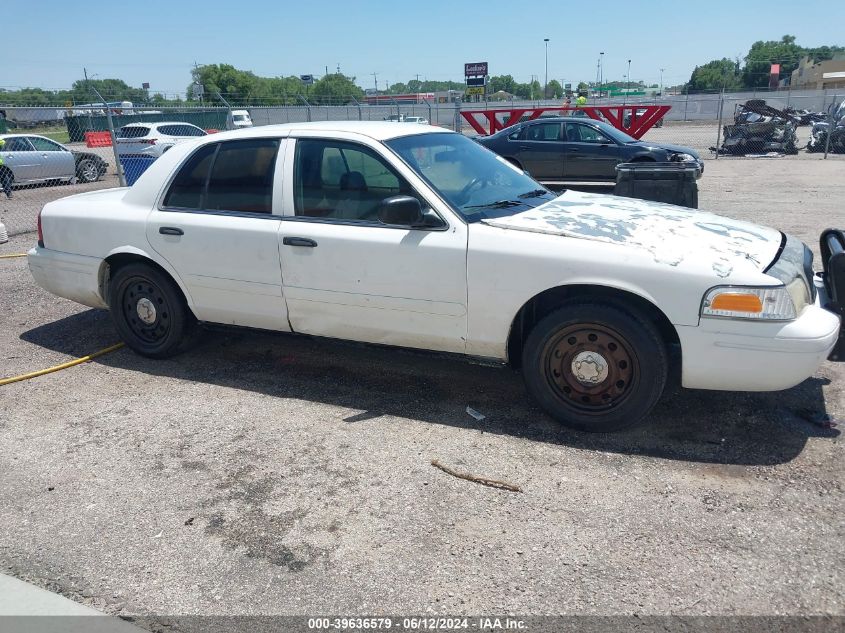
475;117;702;184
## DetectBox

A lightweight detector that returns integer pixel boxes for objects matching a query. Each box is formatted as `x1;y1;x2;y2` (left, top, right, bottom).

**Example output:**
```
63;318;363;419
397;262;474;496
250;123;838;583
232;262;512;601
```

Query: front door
145;137;290;331
27;136;75;179
278;137;468;354
562;122;621;181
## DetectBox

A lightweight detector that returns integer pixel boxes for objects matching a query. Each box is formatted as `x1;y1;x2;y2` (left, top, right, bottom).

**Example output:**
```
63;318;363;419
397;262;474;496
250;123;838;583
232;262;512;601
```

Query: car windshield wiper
518;189;551;198
463;199;526;210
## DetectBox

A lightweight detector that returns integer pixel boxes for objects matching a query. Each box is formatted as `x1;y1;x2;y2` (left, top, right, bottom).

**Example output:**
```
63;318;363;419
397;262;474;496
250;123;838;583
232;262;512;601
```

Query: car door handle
159;226;184;236
283;236;318;248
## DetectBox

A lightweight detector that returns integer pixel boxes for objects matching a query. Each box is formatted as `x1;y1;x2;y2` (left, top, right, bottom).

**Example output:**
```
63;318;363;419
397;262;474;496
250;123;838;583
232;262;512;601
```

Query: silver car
0;134;108;186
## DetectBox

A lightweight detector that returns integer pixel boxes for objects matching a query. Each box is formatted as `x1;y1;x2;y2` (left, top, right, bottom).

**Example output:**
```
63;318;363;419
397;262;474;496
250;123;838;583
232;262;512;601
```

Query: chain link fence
1;89;842;240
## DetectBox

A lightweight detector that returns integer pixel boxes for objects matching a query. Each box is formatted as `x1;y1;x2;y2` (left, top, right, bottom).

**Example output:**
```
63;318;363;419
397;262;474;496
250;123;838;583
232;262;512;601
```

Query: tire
521;301;667;433
108;263;195;359
76;158;101;183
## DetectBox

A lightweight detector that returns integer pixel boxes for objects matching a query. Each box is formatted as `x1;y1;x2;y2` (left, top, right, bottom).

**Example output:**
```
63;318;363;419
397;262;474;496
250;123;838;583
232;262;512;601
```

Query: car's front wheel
109;263;195;358
76;158;101;183
522;301;667;433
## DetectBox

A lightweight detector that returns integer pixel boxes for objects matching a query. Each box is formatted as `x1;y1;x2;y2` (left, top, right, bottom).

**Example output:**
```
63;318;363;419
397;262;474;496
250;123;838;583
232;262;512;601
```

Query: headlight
701;285;800;321
671;152;696;162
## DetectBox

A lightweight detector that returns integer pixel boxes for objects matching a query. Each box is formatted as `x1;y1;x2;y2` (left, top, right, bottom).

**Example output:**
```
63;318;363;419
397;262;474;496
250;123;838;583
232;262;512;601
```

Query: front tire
76;158;101;183
109;263;195;358
521;301;667;433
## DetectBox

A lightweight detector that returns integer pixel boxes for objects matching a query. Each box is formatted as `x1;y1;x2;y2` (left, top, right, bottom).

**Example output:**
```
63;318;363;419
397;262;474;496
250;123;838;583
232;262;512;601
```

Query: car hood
481;189;782;279
629;141;699;158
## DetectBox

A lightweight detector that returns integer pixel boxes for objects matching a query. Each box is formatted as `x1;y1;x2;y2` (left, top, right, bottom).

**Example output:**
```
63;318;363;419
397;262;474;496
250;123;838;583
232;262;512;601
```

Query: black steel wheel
522;301;667;432
109;263;195;358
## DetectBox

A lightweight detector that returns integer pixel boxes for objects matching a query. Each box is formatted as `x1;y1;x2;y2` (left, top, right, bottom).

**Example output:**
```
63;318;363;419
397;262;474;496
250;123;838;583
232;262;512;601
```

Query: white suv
115;122;207;158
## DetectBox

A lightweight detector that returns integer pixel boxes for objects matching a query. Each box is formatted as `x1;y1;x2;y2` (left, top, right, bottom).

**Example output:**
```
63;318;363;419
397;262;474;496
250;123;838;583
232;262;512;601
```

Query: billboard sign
464;62;488;77
466;76;486;87
466;86;485;96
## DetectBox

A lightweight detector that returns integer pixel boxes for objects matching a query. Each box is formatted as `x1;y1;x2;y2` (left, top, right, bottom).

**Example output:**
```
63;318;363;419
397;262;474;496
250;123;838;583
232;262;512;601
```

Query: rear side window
162;139;279;214
205;139;278;213
117;126;150;138
162;144;217;209
4;137;34;151
159;124;205;137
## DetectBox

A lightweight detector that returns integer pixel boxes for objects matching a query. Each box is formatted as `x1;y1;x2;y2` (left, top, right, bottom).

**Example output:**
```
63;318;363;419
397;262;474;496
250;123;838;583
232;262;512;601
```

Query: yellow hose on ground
0;253;27;259
0;343;125;386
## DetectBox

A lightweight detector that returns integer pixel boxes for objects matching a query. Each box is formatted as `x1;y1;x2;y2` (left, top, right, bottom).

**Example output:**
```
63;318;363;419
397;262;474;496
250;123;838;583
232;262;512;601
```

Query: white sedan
28;122;843;432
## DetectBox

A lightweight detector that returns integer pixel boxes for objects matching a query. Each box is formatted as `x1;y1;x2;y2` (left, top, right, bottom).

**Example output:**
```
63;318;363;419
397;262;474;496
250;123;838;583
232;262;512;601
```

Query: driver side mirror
378;195;424;226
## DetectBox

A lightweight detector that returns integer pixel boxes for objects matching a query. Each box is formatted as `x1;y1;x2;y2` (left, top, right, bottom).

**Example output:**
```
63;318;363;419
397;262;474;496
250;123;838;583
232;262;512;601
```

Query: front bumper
677;277;840;392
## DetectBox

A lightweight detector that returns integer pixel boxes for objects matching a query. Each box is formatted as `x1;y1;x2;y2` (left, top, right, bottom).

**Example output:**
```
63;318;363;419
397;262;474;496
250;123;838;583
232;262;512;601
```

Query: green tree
685;58;743;92
489;75;517;94
547;80;563;98
742;35;803;88
309;73;364;105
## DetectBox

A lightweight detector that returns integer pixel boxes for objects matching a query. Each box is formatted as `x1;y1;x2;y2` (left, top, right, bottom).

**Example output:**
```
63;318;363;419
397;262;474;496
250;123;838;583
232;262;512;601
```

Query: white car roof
202;121;450;142
119;122;204;128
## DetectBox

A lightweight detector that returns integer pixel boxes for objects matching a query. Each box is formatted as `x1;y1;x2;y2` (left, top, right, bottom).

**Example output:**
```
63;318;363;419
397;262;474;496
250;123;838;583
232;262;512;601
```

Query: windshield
590;119;638;144
233;115;248;121
386;133;556;222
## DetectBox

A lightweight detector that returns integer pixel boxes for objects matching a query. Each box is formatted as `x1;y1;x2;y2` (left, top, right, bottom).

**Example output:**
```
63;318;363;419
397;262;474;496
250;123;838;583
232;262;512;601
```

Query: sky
4;0;844;96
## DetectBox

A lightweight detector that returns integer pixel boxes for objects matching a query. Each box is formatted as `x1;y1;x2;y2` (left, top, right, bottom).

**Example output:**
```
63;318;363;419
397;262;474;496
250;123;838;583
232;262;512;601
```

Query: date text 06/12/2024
307;617;527;630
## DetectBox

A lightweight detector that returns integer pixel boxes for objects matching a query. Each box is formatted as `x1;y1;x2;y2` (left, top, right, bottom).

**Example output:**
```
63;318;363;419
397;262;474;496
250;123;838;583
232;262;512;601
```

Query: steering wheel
455;176;485;206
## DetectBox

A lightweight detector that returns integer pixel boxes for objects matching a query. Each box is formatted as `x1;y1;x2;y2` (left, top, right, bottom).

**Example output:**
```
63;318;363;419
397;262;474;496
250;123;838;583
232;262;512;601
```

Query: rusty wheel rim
542;323;638;414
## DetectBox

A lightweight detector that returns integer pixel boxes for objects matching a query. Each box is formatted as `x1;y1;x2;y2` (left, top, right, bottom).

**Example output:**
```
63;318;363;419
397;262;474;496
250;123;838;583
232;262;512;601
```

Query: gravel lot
1;150;844;628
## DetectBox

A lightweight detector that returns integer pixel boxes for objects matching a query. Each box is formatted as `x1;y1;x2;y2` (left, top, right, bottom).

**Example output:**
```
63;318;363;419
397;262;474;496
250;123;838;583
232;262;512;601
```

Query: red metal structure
460;105;671;139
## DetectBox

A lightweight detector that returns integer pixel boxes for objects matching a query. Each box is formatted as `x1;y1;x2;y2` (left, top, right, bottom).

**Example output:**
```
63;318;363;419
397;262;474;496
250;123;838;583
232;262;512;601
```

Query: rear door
115;125;152;156
27;136;75;179
145;137;290;331
2;136;39;181
562;122;621;180
512;122;565;180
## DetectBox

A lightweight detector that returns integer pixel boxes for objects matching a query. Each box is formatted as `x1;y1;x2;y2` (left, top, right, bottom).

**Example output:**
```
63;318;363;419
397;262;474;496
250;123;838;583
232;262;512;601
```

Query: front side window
294;139;416;222
566;123;613;144
28;137;65;151
162;139;278;214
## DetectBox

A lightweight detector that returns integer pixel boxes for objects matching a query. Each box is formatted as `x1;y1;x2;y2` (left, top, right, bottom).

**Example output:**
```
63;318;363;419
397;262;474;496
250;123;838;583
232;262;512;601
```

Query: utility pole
372;72;378;92
337;63;341;74
660;68;665;95
543;38;550;100
530;74;537;100
85;67;126;187
626;59;632;105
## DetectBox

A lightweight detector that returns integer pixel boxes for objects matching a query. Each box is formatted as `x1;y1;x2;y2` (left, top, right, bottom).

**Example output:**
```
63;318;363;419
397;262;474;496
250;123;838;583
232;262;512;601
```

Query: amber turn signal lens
709;293;763;313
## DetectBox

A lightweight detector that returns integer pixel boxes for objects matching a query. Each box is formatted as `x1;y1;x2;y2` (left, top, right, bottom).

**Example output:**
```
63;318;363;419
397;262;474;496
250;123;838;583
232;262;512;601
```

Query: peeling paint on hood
481;190;782;278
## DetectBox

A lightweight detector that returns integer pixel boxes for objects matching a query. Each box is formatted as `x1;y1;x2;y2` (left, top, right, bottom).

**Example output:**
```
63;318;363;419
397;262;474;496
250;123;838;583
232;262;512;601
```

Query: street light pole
599;52;604;99
660;68;665;95
543;38;550;101
626;59;632;105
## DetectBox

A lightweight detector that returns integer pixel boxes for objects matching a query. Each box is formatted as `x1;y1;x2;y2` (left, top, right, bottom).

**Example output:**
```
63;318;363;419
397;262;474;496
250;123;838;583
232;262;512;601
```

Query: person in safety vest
576;94;587;107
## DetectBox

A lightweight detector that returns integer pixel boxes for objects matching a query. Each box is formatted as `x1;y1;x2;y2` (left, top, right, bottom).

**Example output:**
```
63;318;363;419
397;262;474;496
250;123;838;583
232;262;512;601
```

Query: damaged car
807;100;845;153
716;100;798;155
27;122;842;433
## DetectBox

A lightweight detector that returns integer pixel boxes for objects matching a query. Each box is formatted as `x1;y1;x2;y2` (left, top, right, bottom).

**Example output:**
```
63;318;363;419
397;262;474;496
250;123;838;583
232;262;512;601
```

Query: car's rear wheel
76;158;101;183
521;301;667;433
109;263;195;358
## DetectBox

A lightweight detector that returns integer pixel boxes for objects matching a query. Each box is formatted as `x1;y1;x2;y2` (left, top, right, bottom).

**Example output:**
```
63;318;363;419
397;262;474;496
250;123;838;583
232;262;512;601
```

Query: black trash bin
614;162;699;209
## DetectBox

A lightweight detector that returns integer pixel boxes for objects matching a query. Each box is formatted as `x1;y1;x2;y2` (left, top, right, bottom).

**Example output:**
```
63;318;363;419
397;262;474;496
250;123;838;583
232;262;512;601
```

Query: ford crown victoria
27;122;843;432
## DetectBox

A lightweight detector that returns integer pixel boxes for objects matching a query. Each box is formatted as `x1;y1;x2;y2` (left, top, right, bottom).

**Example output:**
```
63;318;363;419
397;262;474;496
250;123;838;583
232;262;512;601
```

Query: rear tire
109;263;195;359
521;301;667;433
